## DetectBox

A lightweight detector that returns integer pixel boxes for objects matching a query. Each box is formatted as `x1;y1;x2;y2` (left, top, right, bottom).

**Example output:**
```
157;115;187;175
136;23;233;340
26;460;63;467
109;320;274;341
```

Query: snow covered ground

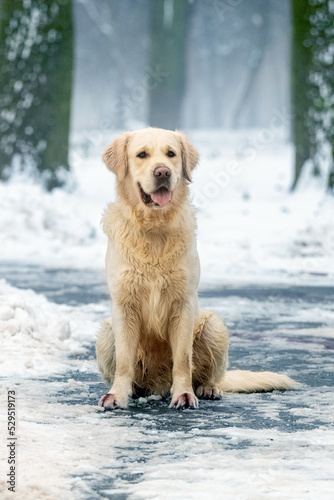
0;275;333;499
0;129;333;283
1;130;334;499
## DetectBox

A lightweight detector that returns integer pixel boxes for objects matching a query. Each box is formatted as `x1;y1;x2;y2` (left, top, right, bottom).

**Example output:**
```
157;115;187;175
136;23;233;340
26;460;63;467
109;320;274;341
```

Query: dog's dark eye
137;151;148;159
167;150;176;158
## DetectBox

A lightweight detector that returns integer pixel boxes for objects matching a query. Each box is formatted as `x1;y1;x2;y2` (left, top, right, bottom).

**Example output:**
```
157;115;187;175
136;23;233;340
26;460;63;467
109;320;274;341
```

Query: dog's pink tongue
150;188;172;207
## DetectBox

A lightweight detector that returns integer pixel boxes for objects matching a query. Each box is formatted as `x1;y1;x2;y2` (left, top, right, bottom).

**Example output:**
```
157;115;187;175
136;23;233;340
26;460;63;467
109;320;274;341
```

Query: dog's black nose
154;166;171;177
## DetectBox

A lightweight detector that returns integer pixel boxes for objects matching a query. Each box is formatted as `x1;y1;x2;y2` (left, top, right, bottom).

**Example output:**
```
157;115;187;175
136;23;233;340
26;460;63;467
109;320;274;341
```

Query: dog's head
103;128;199;210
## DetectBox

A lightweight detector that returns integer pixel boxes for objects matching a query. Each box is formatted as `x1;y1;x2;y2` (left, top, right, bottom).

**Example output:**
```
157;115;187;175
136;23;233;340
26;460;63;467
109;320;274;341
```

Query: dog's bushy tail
220;370;300;393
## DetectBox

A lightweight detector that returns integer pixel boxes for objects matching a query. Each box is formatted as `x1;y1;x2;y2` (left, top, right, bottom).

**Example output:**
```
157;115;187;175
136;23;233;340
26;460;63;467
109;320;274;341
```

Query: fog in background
71;0;290;132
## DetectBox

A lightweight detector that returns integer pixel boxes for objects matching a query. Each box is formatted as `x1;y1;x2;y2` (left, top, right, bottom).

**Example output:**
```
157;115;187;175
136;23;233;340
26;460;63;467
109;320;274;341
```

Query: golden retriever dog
96;127;297;410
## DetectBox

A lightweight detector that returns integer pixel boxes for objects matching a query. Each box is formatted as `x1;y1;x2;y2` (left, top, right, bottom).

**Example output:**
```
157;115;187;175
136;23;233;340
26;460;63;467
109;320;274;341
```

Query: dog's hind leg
192;311;299;396
96;317;116;388
192;310;229;399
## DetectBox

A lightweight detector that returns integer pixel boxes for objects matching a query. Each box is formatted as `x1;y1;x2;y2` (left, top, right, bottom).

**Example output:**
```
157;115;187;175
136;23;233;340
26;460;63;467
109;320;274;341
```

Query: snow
0;279;97;377
1;130;334;499
1;333;333;499
0;275;333;498
0;129;333;283
0;270;333;499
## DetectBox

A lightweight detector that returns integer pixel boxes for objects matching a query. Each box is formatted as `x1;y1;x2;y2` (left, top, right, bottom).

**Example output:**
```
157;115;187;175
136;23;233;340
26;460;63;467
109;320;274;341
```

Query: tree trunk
328;144;334;191
0;0;73;190
290;0;314;190
232;2;270;128
147;0;191;130
291;0;334;191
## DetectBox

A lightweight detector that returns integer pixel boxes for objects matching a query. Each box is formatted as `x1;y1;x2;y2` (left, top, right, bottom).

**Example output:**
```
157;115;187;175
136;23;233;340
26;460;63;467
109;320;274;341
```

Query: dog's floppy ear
102;133;129;181
176;131;199;182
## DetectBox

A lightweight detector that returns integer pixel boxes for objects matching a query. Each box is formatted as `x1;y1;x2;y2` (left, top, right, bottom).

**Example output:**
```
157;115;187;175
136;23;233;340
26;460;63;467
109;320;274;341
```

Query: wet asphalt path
1;263;333;499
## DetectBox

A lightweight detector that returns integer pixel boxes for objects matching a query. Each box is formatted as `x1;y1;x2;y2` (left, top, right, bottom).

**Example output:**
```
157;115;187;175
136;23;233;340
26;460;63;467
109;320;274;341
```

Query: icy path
1;266;334;499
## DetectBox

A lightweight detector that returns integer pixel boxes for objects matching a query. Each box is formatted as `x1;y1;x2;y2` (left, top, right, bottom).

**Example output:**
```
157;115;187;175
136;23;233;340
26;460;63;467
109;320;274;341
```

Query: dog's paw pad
170;392;199;410
196;386;222;400
98;393;120;410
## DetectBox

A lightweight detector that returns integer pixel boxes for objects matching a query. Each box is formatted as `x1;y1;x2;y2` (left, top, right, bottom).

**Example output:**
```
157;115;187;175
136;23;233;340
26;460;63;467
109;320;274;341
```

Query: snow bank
0;130;333;283
0;170;108;269
0;279;89;376
191;130;334;284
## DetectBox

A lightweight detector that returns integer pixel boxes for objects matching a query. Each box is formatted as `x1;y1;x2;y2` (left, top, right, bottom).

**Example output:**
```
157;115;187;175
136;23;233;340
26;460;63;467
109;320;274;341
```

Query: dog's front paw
170;392;199;410
98;393;127;410
195;385;222;400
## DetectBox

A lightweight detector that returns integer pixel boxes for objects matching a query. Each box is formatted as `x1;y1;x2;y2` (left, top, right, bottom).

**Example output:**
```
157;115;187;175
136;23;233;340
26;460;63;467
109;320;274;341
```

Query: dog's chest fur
103;202;199;338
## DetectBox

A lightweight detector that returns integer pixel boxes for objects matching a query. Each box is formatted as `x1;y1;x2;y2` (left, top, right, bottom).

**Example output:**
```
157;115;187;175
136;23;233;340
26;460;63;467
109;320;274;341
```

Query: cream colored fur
96;127;298;410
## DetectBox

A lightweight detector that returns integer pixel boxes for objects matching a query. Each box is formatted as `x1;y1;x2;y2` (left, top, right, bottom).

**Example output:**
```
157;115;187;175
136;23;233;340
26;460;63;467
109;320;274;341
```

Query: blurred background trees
148;0;191;129
72;0;289;131
0;0;73;189
0;0;333;192
291;0;334;191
